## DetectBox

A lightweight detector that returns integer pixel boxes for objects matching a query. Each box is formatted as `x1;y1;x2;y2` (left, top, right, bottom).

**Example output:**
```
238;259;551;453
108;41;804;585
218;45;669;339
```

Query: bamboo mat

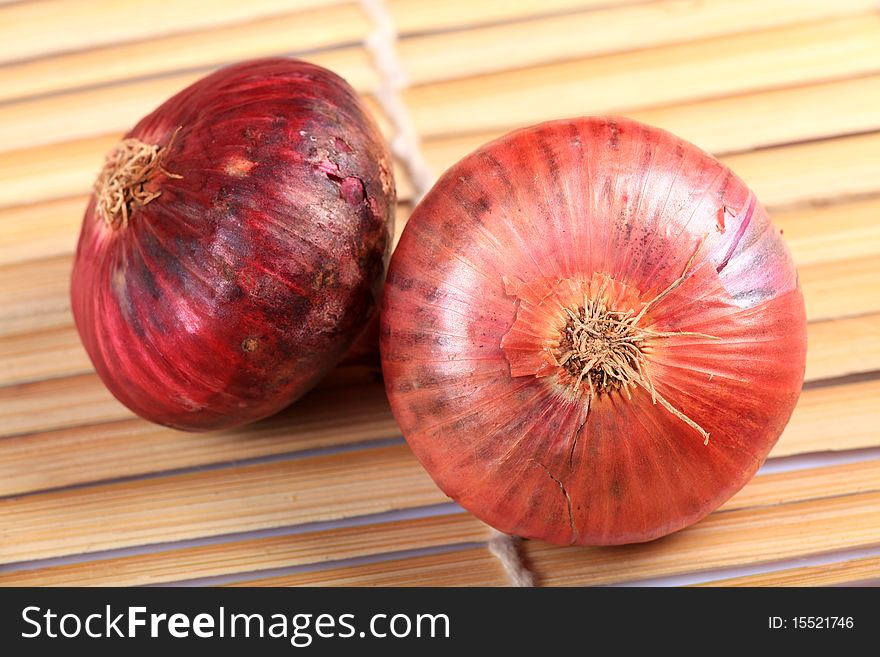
1;0;879;587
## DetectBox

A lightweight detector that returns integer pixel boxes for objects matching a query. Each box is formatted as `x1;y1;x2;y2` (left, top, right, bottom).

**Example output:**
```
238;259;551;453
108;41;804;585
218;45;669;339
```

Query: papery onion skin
380;117;806;546
72;58;395;431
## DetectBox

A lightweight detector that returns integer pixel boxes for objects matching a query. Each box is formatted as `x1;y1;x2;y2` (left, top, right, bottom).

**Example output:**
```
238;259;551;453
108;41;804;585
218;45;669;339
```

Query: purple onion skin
72;59;395;431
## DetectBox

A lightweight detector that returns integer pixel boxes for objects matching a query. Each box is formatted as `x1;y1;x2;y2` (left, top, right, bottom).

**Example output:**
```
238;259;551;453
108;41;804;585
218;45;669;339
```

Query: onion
72;59;395;431
380;117;806;545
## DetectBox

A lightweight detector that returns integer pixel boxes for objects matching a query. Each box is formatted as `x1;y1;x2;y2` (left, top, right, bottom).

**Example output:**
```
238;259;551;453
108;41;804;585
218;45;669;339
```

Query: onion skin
72;59;395;431
381;117;806;546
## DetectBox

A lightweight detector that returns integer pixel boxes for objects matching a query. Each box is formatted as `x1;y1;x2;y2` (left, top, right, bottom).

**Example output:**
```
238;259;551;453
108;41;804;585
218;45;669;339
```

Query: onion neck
501;240;720;445
94;128;181;230
555;280;647;396
554;285;714;444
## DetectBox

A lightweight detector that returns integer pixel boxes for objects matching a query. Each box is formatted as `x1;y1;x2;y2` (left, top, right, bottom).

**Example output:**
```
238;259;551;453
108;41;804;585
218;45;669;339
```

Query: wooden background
1;0;879;586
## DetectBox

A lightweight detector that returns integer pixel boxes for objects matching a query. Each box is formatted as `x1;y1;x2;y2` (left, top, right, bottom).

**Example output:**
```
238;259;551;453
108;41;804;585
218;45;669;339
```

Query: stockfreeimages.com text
22;605;450;647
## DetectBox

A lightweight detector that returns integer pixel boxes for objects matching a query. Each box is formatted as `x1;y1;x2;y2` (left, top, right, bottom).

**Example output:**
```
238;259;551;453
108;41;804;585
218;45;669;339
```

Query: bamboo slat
623;75;880;157
724;459;880;512
0;325;91;385
0;513;491;587
697;556;880;586
8;0;858;105
0;136;118;211
529;492;880;586
0;0;344;66
771;196;880;267
799;256;880;323
628;75;880;153
19;465;878;587
723;133;880;210
414;73;880;168
0;444;444;565
389;0;623;34
399;0;877;87
772;378;880;458
0;4;370;104
0;255;72;338
0;0;612;72
801;314;880;383
2;426;880;565
0;197;88;268
231;547;507;587
407;16;880;138
0;78;199;158
230;490;880;586
0;373;128;437
0;381;397;497
3;14;879;161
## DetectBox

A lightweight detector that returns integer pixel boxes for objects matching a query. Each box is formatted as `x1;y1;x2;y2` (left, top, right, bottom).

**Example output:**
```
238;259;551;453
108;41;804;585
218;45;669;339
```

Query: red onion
72;59;395;431
381;117;806;545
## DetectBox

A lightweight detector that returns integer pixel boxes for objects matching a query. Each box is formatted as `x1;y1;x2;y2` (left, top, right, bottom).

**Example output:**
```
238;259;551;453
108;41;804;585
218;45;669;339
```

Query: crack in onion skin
72;59;395;431
380;117;806;546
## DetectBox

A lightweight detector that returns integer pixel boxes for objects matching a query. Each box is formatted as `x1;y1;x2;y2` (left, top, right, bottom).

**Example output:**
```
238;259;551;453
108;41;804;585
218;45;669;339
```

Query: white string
488;530;536;587
360;0;533;587
360;0;435;201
